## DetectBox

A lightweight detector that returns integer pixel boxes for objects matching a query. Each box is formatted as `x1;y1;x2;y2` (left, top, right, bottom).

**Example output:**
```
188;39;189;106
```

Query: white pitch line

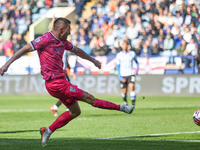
95;131;200;140
96;138;200;142
0;105;199;113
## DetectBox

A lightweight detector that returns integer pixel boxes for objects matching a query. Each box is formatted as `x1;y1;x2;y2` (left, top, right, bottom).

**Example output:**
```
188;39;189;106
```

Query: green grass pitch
0;95;200;150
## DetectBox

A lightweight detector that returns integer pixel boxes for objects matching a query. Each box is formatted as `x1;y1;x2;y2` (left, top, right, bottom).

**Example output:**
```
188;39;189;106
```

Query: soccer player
0;17;134;147
116;41;139;109
50;50;76;116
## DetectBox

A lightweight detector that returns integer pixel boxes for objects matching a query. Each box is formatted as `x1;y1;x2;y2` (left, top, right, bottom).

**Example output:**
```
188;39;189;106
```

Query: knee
69;109;81;118
82;91;96;105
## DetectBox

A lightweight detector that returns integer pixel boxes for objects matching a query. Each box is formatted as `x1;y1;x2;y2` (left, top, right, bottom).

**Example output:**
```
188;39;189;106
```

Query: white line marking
95;131;200;140
98;138;200;142
0;105;199;113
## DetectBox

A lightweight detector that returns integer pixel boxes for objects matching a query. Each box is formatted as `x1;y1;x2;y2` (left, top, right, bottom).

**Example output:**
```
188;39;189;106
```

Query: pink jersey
30;31;74;80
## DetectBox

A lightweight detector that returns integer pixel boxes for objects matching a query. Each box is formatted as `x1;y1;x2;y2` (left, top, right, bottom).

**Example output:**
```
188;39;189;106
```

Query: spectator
133;40;142;55
91;44;106;56
150;40;160;55
30;0;39;14
112;25;121;38
125;22;138;40
135;17;142;32
191;5;198;17
140;41;152;57
158;8;167;25
78;40;91;55
117;14;126;26
9;22;18;35
176;40;187;56
16;33;27;49
3;38;13;54
105;29;115;49
159;28;166;39
174;11;184;26
12;38;20;53
183;39;198;68
2;16;10;29
182;27;192;43
158;36;164;52
119;1;129;15
13;8;22;20
75;0;84;18
0;36;4;56
78;27;88;43
107;0;117;12
169;2;177;15
4;47;14;57
87;30;93;44
113;37;123;51
107;47;119;56
90;7;98;23
191;13;199;25
91;18;100;31
89;35;98;50
130;3;140;17
174;34;183;49
166;11;175;27
1;27;12;42
163;35;174;51
171;23;180;36
184;9;192;25
192;27;199;44
125;11;133;25
93;24;103;38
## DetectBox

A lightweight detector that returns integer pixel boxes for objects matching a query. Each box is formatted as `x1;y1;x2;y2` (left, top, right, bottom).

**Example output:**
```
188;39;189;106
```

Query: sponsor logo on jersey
70;86;76;92
35;37;43;43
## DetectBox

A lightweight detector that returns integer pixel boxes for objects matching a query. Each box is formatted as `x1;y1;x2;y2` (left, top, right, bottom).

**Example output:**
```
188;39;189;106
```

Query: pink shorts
45;77;83;108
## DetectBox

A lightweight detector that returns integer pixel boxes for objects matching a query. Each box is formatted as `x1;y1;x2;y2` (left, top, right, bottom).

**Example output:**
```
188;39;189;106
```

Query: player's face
122;42;128;51
60;24;71;40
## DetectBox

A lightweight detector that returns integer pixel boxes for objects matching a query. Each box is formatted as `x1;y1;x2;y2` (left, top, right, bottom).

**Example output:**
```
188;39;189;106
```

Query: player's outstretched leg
80;91;134;114
93;98;134;114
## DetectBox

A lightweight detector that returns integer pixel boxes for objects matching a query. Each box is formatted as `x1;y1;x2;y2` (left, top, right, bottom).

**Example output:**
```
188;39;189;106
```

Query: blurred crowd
0;0;89;56
69;0;200;67
0;0;200;67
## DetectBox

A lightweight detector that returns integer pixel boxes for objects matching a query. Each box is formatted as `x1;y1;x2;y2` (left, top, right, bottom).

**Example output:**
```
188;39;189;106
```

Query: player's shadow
0;130;38;134
0;138;199;150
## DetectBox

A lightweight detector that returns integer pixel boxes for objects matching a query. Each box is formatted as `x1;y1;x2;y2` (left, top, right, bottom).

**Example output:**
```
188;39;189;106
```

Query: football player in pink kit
0;18;134;147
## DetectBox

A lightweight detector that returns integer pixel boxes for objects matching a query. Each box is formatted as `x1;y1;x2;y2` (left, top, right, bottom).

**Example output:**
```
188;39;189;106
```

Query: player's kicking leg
80;91;134;114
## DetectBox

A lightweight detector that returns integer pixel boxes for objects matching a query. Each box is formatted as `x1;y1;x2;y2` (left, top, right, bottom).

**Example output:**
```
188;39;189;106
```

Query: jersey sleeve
65;40;74;51
116;53;120;65
30;35;48;50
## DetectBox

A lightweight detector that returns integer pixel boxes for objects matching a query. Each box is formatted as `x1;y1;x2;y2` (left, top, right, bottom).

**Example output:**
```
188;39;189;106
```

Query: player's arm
116;64;123;81
0;44;34;76
134;57;139;75
71;46;101;69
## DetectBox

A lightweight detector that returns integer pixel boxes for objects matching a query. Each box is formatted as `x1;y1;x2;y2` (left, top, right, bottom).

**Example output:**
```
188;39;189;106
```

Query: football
193;109;200;126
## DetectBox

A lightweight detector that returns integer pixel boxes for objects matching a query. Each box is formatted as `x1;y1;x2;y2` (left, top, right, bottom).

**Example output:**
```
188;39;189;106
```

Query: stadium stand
0;0;200;74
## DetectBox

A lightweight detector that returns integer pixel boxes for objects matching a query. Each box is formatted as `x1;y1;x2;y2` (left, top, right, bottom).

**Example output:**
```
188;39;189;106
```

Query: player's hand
121;78;126;83
135;72;138;75
93;59;101;69
0;65;8;76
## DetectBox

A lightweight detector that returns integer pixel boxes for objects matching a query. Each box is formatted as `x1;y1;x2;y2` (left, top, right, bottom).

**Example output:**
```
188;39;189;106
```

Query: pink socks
92;99;120;110
49;111;73;132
